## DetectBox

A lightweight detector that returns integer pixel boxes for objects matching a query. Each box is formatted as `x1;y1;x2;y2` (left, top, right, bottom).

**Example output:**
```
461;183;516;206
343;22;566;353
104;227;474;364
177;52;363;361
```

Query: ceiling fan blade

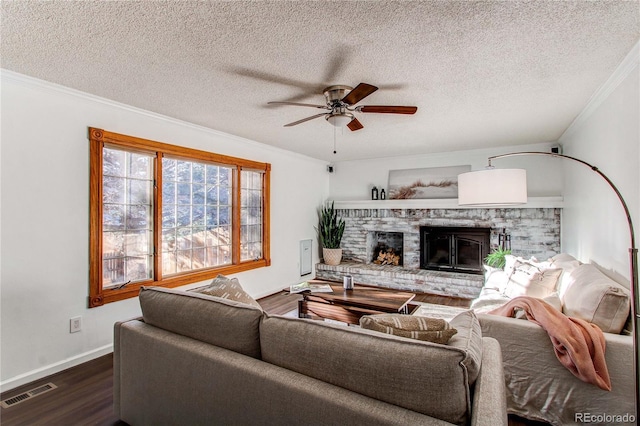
359;105;418;114
347;117;364;131
226;66;321;92
268;101;329;109
283;113;328;127
341;83;378;105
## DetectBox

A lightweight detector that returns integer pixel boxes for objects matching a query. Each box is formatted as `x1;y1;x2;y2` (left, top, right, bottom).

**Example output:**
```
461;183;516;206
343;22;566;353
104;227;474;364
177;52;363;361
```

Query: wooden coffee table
298;282;416;325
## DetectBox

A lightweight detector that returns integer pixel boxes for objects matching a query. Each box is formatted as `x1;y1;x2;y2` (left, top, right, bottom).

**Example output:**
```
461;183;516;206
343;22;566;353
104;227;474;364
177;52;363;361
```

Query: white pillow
503;260;563;299
562;264;630;334
483;265;508;292
548;253;582;299
542;292;563;312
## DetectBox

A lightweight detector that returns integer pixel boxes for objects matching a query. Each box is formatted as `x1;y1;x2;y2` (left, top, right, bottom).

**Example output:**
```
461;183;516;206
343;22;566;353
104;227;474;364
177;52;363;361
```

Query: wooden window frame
89;127;271;308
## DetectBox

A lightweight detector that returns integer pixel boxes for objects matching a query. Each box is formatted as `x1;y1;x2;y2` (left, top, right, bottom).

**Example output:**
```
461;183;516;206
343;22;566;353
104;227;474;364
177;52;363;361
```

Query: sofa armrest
113;317;143;419
471;337;508;426
477;313;634;425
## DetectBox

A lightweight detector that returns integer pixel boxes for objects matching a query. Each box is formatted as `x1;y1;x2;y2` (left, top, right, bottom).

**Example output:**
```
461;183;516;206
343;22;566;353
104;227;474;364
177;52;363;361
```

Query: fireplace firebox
369;231;403;266
420;226;490;274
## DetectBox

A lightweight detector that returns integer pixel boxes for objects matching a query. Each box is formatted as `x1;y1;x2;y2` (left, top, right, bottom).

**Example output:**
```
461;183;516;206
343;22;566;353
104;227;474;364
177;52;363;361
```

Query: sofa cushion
260;310;482;425
359;314;457;344
139;286;263;358
483;266;509;293
562;264;630;334
549;253;582;298
191;274;261;308
503;260;562;299
448;310;483;382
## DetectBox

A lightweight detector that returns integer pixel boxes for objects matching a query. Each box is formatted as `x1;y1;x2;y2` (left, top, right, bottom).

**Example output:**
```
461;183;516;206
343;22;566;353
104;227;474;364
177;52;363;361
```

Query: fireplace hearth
420;226;490;274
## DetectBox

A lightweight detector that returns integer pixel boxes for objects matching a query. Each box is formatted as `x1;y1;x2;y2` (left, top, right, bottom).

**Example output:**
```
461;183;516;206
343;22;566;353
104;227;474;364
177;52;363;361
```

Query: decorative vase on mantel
322;247;343;266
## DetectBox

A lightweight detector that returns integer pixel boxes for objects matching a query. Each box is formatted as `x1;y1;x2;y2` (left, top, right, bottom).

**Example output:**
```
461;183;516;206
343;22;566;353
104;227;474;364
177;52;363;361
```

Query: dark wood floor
0;289;545;426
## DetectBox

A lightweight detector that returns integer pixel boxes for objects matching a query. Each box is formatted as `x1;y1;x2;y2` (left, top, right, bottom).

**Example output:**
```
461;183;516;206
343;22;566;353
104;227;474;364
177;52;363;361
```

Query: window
89;128;270;307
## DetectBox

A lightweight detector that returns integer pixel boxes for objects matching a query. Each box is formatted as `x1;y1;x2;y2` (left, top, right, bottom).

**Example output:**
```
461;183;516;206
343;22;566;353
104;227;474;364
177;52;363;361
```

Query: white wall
559;42;640;284
328;142;563;201
0;71;329;391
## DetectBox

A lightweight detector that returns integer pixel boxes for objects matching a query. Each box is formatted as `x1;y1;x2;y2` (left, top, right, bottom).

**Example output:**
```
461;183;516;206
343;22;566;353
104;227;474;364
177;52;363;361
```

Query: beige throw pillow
549;253;582;299
562;264;630;334
503;260;562;299
360;314;457;344
191;274;262;309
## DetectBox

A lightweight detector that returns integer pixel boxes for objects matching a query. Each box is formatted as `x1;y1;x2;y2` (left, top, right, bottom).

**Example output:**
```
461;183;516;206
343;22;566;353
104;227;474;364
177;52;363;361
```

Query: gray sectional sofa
114;286;508;426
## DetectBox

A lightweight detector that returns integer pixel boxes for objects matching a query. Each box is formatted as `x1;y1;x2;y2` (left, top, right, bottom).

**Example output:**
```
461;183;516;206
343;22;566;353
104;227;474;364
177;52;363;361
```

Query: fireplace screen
420;226;490;274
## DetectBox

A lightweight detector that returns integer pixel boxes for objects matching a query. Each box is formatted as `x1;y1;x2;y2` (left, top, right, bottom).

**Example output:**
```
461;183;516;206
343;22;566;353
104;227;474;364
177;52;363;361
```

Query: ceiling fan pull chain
333;125;337;154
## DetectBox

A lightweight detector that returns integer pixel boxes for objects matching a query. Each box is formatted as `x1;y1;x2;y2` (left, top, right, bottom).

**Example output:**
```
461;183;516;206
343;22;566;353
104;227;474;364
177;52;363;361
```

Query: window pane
162;251;177;275
103;205;125;230
240;170;263;261
103;176;125;204
129;153;152;179
102;147;154;288
163;204;176;228
192;205;205;226
205;165;218;184
128;179;151;205
103;148;126;177
177;161;191;181
192;163;205;183
127;205;151;230
161;157;233;275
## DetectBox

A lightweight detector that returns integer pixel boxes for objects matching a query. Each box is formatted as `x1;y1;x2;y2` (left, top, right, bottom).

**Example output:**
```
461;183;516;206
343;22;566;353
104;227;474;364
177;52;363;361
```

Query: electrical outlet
70;316;82;333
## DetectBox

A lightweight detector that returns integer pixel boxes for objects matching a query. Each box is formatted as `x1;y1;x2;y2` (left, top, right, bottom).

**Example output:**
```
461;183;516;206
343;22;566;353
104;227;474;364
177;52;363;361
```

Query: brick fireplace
316;206;561;299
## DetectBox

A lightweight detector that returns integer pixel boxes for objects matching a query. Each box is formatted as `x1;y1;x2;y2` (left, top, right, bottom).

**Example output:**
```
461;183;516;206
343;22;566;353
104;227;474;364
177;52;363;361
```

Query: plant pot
322;248;343;266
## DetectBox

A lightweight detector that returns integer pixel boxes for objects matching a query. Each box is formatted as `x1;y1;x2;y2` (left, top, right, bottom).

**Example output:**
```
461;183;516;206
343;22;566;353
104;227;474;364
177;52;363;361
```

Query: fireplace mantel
331;196;563;210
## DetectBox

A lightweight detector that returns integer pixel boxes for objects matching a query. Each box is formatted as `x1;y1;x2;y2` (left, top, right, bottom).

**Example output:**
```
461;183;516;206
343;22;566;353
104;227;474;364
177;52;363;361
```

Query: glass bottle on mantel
372;186;379;200
381;189;386;200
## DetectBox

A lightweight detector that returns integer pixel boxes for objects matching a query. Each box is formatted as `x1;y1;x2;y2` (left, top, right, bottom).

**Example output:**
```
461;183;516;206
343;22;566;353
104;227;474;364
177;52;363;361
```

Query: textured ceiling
2;1;639;161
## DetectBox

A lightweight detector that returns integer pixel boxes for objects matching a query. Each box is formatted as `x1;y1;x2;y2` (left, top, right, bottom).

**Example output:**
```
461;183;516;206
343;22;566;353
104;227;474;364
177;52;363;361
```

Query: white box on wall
300;239;312;276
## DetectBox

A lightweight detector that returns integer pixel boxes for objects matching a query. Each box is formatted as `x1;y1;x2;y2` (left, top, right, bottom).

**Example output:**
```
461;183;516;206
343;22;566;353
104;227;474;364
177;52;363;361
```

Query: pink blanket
489;296;611;390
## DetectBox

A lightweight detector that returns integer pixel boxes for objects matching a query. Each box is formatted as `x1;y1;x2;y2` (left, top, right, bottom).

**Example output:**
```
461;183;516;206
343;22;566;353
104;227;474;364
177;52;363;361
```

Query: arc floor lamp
457;151;639;417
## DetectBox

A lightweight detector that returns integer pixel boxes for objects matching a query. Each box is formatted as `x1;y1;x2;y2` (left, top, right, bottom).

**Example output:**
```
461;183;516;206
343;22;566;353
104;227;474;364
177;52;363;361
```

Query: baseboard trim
0;344;113;394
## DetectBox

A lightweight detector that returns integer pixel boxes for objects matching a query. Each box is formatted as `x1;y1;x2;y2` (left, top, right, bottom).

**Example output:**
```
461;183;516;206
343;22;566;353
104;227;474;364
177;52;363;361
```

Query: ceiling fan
268;83;417;131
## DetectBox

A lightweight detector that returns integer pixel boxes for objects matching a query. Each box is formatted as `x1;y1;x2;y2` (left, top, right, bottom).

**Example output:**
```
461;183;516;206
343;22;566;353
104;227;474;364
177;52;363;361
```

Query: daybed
114;285;508;426
472;253;634;425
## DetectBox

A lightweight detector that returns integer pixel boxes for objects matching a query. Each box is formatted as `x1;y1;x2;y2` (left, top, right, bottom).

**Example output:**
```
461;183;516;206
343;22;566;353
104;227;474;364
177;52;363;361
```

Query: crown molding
559;40;640;142
0;69;328;165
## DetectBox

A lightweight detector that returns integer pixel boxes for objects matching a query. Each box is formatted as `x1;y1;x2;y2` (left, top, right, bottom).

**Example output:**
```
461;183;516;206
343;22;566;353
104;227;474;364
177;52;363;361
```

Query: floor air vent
1;382;57;408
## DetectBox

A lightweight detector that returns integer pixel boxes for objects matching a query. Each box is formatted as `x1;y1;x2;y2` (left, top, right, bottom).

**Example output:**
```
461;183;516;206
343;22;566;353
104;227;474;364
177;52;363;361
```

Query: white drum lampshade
458;169;528;206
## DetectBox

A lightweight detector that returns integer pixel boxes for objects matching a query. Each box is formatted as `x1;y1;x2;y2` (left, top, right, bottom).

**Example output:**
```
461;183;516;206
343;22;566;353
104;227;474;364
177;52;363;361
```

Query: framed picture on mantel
388;165;471;199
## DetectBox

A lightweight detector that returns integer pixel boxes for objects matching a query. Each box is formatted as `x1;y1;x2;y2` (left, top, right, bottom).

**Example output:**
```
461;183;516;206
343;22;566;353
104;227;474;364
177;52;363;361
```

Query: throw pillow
548;253;582;299
483;265;508;292
562;264;630;334
359;314;457;344
503;260;562;299
191;274;262;309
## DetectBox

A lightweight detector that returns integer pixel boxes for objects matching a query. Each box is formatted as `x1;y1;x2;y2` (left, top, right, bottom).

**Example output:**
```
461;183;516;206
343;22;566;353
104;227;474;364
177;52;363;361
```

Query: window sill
91;258;269;307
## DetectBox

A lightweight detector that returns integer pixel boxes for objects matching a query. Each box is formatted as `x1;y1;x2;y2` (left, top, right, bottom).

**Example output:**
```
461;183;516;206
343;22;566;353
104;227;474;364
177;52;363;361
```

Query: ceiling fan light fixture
326;113;354;127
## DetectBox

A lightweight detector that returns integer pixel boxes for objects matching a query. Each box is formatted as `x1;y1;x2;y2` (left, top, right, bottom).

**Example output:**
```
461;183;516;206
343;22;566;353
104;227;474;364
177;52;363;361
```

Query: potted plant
317;201;346;265
484;247;512;269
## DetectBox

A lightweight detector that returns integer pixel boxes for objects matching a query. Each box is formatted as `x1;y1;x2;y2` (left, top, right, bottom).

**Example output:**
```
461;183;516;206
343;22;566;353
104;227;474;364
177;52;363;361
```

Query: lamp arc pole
488;151;639;416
